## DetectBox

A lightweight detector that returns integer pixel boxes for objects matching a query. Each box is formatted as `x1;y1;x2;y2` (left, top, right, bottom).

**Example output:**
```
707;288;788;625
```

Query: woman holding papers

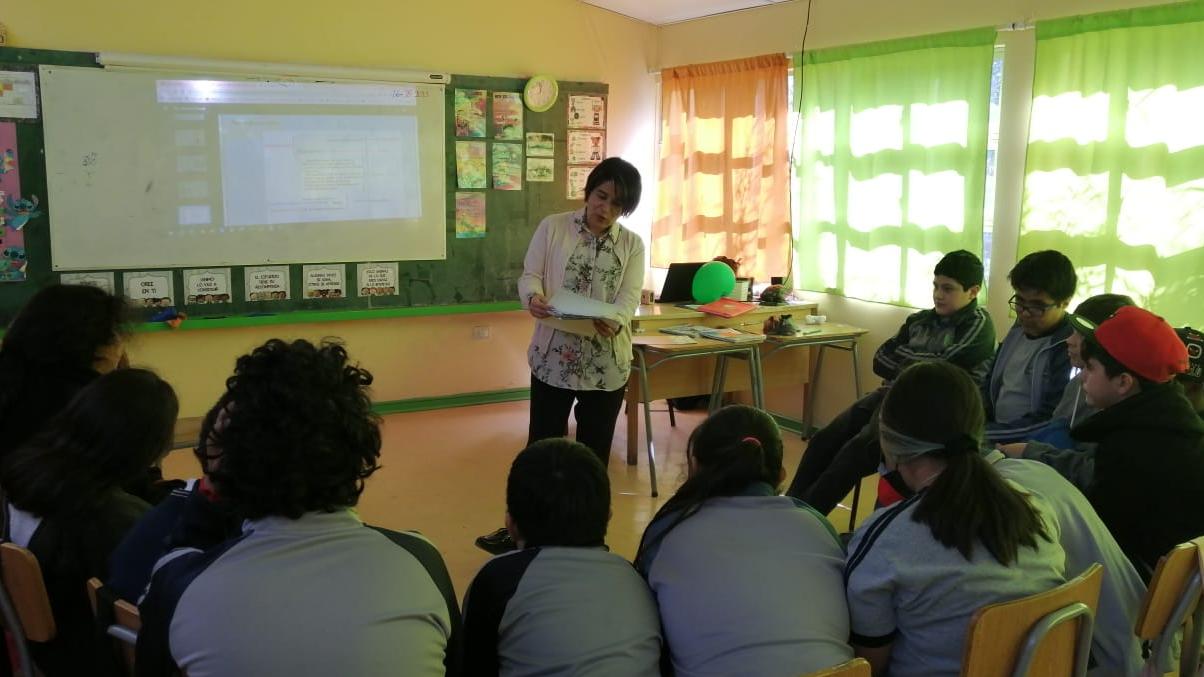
476;157;645;555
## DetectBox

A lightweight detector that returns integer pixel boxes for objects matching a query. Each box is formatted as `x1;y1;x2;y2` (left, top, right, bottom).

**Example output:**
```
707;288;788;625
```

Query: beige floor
162;400;878;599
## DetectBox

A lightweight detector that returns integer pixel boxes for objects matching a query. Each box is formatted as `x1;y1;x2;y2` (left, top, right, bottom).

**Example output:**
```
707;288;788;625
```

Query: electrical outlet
472;325;491;340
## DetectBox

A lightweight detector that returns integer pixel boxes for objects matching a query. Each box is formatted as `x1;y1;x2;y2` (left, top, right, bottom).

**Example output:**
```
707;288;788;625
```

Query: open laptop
657;262;706;303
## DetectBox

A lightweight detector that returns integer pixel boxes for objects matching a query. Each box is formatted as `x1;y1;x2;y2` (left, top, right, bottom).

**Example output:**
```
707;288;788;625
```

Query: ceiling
581;0;793;26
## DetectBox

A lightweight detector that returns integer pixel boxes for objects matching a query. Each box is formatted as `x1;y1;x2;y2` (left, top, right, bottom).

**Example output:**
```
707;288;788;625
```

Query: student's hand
996;442;1027;458
528;293;552;319
593;319;616;337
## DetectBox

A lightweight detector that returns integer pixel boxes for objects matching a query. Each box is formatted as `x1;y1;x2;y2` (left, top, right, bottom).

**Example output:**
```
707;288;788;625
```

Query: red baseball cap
1070;306;1188;383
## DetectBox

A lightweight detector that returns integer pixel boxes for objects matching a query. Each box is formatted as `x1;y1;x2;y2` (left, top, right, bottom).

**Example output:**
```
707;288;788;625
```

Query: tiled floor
162;400;877;599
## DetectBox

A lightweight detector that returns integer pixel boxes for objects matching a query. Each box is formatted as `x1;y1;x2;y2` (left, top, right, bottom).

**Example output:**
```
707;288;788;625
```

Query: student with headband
846;361;1066;677
635;405;853;677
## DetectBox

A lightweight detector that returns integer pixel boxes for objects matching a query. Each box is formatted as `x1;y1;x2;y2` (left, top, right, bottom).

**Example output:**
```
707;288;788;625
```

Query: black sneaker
475;527;517;555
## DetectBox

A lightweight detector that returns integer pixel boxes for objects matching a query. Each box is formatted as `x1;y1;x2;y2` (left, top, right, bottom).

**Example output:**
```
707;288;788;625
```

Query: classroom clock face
524;76;559;112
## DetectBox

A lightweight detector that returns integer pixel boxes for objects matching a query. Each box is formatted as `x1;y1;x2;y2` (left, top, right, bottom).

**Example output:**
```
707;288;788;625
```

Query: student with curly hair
636;405;852;677
1;368;178;676
135;339;461;677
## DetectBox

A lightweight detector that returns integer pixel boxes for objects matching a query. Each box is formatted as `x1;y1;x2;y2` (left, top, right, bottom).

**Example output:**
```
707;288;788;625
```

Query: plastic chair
802;657;871;677
0;542;56;677
1134;539;1204;676
86;578;140;676
961;563;1103;677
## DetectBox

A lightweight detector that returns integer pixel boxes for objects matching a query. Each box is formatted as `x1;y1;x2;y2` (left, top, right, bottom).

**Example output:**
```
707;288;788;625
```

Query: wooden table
762;322;870;437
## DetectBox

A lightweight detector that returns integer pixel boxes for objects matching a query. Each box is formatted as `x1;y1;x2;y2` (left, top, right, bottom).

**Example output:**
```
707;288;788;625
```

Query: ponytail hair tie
741;436;762;447
943;433;979;456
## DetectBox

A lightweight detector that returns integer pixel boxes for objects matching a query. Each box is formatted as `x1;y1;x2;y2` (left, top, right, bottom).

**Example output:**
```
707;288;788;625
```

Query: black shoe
475;527;517;555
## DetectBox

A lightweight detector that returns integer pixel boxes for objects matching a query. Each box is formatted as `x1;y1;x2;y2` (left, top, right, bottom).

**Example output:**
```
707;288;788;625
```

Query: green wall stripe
135;301;523;333
372;387;530;415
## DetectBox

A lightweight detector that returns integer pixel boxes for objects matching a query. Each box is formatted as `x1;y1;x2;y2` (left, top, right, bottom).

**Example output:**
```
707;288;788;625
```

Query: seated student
982;250;1077;444
1004;307;1204;580
1177;326;1203;416
847;361;1066;677
0;369;178;677
786;249;995;514
461;438;661;677
135;339;461;677
637;405;853;677
1023;293;1135;455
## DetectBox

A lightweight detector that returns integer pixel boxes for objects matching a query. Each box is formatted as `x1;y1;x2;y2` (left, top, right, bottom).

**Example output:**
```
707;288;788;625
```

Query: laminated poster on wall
245;265;290;301
0;71;38;120
492;143;523;191
60;271;115;294
527;158;554;183
455;191;486;239
0;121;31;282
357;262;399;297
123;271;175;308
456;141;487;189
566;165;591;200
567;94;604;129
492;92;524;141
567;130;604;165
453;88;488;138
302;264;345;299
526;132;554;157
184;268;232;304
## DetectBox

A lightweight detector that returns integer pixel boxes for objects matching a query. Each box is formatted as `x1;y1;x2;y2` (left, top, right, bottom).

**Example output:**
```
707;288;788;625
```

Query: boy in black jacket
785;250;995;514
1005;306;1203;580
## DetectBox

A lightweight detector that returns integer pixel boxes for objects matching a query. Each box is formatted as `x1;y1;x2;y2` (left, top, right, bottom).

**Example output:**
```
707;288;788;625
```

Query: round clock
523;75;559;113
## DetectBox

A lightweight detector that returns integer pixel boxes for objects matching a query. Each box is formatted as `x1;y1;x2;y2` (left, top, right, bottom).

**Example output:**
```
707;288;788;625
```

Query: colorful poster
493;92;524;141
245;266;291;301
357;262;399;296
0;71;38;120
454;89;487;138
567;166;591;200
568;95;605;129
456;141;487;189
124;271;175;308
526;132;554;157
455;192;486;239
60;271;115;294
184;268;232;304
527;158;554;183
568;130;605;164
303;264;346;298
0;121;29;282
492;143;523;191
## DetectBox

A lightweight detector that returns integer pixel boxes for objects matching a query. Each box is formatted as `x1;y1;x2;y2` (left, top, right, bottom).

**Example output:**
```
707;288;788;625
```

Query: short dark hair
205;339;381;519
0;368;178;518
506;438;610;548
584;157;642;216
934;250;984;289
1073;294;1134;326
0;285;130;459
1080;339;1158;391
1008;250;1077;302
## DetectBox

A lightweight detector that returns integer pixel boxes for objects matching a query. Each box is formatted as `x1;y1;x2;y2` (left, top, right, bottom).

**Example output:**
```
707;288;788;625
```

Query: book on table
696;298;757;318
694;327;766;344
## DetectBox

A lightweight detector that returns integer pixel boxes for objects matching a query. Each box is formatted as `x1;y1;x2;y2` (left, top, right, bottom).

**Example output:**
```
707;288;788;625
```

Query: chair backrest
1135;541;1199;641
0;542;56;642
86;576;141;677
961;563;1103;677
1134;539;1204;676
802;657;871;677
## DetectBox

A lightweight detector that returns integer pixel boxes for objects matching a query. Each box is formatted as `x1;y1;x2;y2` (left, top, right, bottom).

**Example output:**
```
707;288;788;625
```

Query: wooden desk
762;323;870;437
625;302;817;464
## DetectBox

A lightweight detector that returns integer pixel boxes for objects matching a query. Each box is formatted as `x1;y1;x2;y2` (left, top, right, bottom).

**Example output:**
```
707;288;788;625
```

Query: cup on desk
641;289;655;305
805;315;827;325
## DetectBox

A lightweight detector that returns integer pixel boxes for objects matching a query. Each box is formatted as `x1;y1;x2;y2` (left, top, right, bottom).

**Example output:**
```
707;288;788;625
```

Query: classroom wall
6;0;660;416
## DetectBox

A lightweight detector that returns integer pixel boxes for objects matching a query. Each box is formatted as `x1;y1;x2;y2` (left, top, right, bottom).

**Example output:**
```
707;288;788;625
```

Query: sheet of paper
124;270;175;307
60;271;115;294
453;88;487;138
491;142;523;190
456;141;487;189
0;121;30;281
568;130;605;164
184;268;232;304
492;92;524;141
303;264;346;299
568;94;605;129
0;71;38;120
245;265;291;301
357;262;399;296
547;289;622;329
455;191;486;239
566;165;590;199
526;158;553;182
526;132;554;157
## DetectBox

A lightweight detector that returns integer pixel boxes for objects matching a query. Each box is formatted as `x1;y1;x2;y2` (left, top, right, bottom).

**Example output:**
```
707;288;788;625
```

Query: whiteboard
40;65;447;270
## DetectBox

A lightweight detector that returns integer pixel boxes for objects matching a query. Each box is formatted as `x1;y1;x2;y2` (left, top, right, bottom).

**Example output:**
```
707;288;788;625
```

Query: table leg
709;355;729;413
803;345;827;439
637;350;659;497
750;346;765;409
850;339;863;399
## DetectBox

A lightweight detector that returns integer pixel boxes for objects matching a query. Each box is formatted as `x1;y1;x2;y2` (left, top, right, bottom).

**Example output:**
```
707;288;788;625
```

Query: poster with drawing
124;271;175;308
454;89;487;137
245;266;291;301
566;165;591;200
456;141;487;189
525;132;554;157
493;92;524;141
568;95;605;129
357;262;399;297
527;158;554;182
60;271;115;294
184;268;232;304
0;121;31;282
303;264;346;299
455;192;486;239
567;130;605;164
492;143;523;190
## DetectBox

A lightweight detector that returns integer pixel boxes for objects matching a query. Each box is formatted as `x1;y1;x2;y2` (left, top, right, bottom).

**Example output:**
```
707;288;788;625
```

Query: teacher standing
475;157;644;555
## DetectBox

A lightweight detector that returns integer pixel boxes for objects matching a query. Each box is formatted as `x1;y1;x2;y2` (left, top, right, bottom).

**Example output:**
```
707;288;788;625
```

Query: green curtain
793;28;996;308
1020;2;1204;326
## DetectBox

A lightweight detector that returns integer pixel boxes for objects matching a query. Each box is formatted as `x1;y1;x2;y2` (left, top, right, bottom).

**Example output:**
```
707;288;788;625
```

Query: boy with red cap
1005;306;1204;579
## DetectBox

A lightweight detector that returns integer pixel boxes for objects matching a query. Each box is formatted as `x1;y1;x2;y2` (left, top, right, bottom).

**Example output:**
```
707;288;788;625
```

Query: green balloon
692;261;736;303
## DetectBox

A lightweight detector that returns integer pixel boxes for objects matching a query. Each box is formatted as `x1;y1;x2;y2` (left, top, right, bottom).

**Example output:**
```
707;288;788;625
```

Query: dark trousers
528;375;627;467
785;388;886;515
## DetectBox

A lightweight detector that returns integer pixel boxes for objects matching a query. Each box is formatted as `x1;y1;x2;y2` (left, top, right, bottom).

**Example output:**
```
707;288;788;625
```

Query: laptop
657;262;706;303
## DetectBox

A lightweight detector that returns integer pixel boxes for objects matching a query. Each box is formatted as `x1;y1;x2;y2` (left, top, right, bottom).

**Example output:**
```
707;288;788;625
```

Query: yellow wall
7;0;659;416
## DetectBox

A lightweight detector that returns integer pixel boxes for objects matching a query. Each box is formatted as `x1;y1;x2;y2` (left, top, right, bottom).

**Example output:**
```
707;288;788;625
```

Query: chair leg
667;399;676;427
847;479;862;532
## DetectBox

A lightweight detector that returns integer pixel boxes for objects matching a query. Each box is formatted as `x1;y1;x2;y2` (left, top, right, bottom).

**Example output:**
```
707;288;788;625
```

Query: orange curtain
653;54;790;284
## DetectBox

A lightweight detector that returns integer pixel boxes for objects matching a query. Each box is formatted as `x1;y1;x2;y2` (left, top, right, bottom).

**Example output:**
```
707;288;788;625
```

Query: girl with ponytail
635;405;853;677
845;361;1066;677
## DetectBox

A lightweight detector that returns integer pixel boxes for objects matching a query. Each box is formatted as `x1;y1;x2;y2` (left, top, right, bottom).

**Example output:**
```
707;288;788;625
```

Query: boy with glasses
982;250;1077;443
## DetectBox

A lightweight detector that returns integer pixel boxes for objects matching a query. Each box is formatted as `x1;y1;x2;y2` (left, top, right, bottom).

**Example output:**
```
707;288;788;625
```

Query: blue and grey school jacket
873;299;996;385
983;318;1073;443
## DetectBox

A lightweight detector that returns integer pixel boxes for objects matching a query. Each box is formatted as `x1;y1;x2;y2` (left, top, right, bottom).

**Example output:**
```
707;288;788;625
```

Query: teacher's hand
593;319;617;337
528;293;552;319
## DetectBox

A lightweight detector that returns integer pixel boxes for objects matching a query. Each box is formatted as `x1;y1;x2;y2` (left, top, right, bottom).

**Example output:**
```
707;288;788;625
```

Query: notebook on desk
656;262;706;303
